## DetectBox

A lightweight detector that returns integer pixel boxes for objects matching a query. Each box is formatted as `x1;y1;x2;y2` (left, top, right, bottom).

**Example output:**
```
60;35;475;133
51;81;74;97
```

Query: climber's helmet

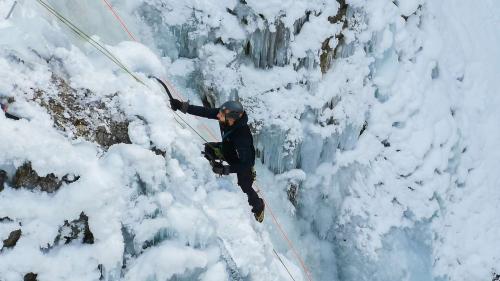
218;100;244;121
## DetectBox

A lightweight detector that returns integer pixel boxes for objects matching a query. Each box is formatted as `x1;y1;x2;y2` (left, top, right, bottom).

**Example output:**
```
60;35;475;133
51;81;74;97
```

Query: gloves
170;98;188;113
212;162;231;175
203;142;223;161
170;98;182;111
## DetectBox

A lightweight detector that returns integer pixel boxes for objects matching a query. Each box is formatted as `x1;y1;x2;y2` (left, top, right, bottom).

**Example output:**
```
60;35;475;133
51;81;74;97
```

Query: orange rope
101;0;137;42
273;248;297;281
257;186;314;281
100;0;219;142
101;2;313;280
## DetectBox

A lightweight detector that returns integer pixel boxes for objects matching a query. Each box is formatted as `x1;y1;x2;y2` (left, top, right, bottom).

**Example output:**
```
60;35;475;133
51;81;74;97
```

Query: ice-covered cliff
0;0;499;281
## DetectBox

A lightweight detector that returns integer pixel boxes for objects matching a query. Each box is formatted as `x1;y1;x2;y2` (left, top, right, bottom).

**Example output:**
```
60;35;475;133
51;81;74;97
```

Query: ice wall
0;1;299;280
136;0;500;280
1;0;498;280
137;1;354;174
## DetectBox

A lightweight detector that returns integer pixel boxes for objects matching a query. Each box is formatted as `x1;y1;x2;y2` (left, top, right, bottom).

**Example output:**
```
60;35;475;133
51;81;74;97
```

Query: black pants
205;143;263;213
236;168;263;213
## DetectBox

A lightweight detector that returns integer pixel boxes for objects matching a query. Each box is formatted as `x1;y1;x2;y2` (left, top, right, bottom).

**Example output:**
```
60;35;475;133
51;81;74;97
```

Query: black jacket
186;104;256;173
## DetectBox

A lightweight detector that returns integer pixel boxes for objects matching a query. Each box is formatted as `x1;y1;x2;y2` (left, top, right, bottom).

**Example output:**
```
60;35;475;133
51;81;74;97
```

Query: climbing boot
253;199;265;223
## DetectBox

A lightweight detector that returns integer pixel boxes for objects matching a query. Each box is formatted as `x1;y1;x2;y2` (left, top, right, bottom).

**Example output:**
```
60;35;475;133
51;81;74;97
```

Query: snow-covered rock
0;0;499;280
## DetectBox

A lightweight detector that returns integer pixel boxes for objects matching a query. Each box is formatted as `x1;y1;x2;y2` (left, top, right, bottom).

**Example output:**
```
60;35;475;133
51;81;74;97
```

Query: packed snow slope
0;0;499;281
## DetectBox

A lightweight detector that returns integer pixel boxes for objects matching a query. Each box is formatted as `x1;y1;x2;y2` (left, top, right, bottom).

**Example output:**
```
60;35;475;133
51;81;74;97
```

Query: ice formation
0;0;499;280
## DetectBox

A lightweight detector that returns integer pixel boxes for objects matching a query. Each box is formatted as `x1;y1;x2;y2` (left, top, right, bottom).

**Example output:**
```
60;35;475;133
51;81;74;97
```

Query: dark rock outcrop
95;122;131;148
0;217;13;222
2;229;22;250
0;169;6;192
287;183;299;207
13;163;61;192
321;0;349;74
12;162;80;193
54;212;94;246
24;273;38;281
35;75;131;149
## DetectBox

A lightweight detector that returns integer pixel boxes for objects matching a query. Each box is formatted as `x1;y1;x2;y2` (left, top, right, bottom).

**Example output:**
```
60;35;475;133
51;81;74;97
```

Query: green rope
38;5;305;280
36;0;144;84
273;248;297;281
36;0;217;146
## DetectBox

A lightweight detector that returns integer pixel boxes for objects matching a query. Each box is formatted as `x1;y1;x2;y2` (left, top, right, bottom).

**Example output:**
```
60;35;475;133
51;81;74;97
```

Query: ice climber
170;97;265;223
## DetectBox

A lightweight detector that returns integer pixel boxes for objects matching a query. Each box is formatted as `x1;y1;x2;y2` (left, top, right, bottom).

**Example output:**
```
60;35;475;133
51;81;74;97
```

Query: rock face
1;229;22;250
95;122;131;149
0;169;6;192
35;75;131;149
53;212;94;246
0;217;13;222
12;162;75;193
24;273;38;281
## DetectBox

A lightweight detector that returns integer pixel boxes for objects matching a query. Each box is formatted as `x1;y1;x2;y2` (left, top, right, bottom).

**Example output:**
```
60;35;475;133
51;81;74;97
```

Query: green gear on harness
213;146;224;159
202;142;225;170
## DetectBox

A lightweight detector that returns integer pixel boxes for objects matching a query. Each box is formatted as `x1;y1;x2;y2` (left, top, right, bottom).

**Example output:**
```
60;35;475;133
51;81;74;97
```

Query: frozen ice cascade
0;0;499;281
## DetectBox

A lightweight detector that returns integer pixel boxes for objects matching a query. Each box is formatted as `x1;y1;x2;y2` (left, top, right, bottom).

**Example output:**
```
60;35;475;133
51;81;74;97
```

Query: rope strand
273;248;297;281
44;1;314;280
98;0;220;142
101;1;314;280
35;0;216;145
101;0;137;41
257;187;314;281
36;0;143;84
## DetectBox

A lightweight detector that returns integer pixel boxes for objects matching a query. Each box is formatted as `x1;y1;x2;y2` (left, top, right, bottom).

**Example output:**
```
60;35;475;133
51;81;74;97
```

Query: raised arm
186;104;219;120
170;98;218;120
150;76;219;120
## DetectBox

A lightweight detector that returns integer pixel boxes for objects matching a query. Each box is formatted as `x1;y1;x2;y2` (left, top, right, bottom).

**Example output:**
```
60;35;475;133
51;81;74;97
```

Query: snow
124;241;208;281
290;11;341;63
428;0;500;279
244;0;326;27
108;41;166;77
1;0;500;280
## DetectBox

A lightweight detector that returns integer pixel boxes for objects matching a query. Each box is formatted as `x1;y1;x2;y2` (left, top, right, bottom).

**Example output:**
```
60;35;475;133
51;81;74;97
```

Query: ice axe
149;75;174;100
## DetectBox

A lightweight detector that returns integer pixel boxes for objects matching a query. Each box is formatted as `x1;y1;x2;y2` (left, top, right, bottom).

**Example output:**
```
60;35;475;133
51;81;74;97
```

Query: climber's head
217;100;244;126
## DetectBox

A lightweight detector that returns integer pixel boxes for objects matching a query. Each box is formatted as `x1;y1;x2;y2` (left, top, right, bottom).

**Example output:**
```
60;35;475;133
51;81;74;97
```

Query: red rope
257;187;314;281
100;0;219;142
101;0;138;42
101;3;312;280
